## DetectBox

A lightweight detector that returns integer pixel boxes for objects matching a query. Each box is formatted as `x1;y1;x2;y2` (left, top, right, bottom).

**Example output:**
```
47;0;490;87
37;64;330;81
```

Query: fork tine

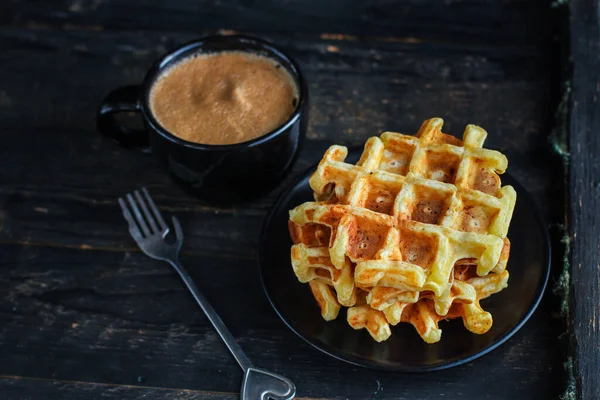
134;190;158;234
126;193;151;237
119;198;143;240
142;187;168;232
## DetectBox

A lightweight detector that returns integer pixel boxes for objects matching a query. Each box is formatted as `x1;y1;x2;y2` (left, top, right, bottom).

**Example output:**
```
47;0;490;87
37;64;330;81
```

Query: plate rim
258;156;552;372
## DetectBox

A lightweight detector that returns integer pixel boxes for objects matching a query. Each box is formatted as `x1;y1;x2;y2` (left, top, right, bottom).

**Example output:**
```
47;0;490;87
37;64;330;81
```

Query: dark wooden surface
569;0;600;399
0;1;570;399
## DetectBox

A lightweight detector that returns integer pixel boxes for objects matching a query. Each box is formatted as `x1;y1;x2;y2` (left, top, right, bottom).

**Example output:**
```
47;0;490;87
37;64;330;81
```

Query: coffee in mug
149;51;299;146
96;35;307;204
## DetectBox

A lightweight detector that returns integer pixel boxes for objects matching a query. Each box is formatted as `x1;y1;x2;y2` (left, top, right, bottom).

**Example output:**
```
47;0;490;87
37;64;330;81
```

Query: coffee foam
149;51;299;145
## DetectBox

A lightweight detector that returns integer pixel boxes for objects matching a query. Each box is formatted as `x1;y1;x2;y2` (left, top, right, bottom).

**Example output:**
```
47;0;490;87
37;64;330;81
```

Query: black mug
97;35;308;204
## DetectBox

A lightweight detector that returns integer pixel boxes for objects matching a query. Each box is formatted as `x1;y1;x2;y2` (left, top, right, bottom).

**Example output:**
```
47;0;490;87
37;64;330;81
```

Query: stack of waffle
287;118;516;343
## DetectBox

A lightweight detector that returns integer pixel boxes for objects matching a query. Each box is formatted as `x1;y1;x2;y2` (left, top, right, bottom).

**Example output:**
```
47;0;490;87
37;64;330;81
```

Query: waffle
308;280;341;321
376;267;509;343
288;118;516;343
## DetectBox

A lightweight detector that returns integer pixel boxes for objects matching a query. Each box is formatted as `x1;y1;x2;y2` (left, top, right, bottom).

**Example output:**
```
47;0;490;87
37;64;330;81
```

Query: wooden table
0;1;597;399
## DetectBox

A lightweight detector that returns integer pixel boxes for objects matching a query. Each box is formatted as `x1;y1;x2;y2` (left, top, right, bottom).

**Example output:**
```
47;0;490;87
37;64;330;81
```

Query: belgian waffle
288;118;516;343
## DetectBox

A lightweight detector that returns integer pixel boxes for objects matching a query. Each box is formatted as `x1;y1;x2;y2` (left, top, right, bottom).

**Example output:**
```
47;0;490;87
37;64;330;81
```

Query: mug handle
96;85;149;150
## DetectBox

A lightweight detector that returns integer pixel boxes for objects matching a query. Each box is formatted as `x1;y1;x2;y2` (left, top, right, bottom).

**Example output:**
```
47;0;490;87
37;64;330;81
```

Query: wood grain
0;1;567;398
0;0;551;46
0;376;238;400
0;244;564;399
568;0;600;398
0;29;553;138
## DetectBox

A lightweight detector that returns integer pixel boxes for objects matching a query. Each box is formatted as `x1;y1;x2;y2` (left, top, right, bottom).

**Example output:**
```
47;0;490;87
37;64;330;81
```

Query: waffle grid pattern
288;118;516;343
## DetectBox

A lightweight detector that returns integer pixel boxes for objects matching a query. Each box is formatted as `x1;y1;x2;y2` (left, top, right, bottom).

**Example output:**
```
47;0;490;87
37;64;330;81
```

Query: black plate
259;150;551;372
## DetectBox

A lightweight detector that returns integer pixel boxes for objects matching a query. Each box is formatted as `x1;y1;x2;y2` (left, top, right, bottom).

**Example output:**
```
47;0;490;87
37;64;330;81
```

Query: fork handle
168;259;254;372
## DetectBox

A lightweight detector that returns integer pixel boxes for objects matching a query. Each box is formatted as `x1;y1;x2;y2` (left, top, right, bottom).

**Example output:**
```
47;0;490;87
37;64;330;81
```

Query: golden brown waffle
288;118;516;343
308;280;341;321
291;244;356;306
377;267;509;343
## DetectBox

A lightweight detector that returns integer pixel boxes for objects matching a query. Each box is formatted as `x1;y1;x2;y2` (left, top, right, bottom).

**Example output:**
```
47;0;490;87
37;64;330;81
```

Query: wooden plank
568;0;600;399
0;135;328;257
0;29;552;136
0;376;237;400
0;0;552;46
0;244;564;399
0;130;555;254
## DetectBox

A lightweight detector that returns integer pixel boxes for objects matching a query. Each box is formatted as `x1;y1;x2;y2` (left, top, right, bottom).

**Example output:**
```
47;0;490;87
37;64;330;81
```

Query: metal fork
119;188;296;400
